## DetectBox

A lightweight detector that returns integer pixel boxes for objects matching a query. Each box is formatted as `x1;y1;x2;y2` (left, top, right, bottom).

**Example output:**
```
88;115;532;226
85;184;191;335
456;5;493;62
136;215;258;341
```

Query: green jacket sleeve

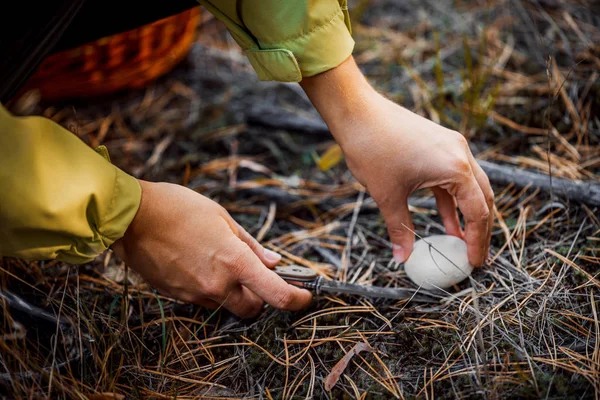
0;104;141;264
198;0;354;82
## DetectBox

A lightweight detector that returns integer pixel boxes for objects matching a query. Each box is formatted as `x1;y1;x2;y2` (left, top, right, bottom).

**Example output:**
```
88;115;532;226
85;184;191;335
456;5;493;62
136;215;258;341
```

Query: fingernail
392;244;406;263
264;248;281;263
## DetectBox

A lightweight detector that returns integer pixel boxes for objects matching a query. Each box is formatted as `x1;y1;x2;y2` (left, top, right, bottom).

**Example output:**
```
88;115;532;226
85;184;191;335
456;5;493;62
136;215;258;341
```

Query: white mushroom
404;235;473;290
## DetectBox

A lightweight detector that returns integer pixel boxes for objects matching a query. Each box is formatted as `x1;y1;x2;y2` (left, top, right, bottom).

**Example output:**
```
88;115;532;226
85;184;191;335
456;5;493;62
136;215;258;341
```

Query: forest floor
1;0;600;398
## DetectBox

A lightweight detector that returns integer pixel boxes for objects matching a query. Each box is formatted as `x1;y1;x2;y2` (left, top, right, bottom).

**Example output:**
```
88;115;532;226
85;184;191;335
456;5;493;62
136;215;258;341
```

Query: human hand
301;57;494;266
111;181;312;318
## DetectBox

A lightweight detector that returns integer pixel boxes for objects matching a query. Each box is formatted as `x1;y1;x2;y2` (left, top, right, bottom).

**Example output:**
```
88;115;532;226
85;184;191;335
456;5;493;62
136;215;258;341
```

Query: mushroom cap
404;234;473;290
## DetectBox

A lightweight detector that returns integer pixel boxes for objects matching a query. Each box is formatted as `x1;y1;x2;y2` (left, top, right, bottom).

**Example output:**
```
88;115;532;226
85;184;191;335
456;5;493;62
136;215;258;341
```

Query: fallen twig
478;160;600;207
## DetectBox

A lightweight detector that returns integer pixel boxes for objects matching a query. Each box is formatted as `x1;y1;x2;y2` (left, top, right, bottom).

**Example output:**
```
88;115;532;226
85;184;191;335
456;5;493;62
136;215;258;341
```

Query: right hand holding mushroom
338;98;494;266
300;56;494;266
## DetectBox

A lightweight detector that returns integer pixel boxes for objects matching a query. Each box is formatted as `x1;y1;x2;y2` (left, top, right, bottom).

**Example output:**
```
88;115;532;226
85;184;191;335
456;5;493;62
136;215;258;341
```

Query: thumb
379;198;415;264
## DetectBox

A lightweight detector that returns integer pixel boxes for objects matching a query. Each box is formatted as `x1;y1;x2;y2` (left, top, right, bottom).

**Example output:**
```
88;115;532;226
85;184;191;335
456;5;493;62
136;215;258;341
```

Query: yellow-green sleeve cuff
0;104;141;264
198;0;355;82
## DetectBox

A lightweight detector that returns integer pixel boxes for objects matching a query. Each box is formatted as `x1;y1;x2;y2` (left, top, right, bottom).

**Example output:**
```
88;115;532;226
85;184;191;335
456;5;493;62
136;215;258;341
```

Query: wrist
300;56;379;142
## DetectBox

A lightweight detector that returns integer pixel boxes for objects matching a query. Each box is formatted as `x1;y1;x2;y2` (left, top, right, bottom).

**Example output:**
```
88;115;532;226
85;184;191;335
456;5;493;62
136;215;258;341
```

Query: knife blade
274;265;440;303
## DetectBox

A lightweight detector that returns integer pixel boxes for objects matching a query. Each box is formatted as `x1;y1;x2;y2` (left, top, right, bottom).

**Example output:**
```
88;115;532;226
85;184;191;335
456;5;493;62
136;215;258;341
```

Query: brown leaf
324;342;373;391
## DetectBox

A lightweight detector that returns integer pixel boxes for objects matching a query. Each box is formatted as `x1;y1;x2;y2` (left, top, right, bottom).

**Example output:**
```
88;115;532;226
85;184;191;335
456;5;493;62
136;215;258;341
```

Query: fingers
450;172;490;267
228;240;313;311
232;220;281;268
378;196;415;263
468;157;495;262
219;285;264;318
432;187;463;239
192;285;263;318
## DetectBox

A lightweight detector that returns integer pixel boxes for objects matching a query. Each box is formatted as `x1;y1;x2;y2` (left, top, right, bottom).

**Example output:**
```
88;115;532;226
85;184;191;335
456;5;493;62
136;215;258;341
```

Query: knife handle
274;265;319;282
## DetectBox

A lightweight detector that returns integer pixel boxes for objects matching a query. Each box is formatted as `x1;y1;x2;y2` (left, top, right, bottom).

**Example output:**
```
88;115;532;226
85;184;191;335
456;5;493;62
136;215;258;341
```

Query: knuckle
450;130;469;147
485;189;495;207
479;175;494;200
201;283;223;298
387;225;411;239
223;248;248;276
448;157;471;178
476;189;494;211
372;193;394;210
478;207;491;222
478;181;495;210
272;290;294;310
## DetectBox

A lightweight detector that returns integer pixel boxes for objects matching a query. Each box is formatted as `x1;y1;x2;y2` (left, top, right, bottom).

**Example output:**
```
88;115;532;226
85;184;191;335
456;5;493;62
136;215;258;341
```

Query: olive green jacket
0;1;354;263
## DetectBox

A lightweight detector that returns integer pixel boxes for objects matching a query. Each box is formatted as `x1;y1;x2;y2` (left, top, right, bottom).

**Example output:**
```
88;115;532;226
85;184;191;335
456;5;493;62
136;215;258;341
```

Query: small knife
274;265;440;303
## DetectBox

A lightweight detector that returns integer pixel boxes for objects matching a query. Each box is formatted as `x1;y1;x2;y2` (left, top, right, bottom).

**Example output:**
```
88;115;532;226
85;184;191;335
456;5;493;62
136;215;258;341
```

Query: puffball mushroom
404;235;473;290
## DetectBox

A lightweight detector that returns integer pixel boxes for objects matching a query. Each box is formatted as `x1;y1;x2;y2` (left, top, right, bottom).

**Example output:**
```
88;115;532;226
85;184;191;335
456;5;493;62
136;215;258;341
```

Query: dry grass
1;0;599;398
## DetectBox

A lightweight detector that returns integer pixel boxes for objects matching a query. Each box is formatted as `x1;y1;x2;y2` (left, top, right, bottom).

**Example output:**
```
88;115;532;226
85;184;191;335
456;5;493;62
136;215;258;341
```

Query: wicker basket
23;7;201;101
